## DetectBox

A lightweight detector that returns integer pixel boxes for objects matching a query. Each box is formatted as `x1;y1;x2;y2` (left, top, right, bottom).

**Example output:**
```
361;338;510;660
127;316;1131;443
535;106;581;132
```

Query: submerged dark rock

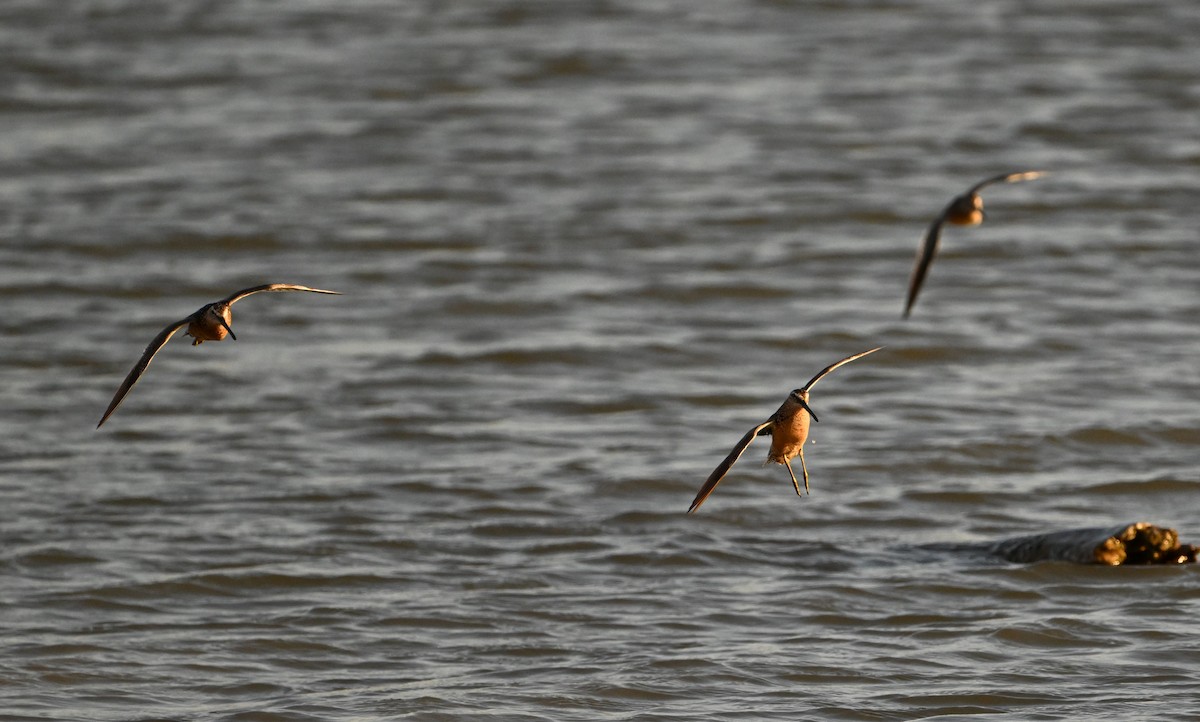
990;522;1198;565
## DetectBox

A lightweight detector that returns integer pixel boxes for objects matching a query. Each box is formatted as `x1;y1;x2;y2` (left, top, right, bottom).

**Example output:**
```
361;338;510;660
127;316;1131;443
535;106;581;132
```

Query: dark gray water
3;1;1199;719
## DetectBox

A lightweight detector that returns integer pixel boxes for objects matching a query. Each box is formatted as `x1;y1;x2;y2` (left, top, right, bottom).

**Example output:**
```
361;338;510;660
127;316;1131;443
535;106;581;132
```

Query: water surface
2;1;1199;719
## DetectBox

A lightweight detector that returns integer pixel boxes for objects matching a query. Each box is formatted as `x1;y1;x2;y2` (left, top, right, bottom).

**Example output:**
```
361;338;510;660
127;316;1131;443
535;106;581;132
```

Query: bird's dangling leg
798;451;810;495
783;458;803;497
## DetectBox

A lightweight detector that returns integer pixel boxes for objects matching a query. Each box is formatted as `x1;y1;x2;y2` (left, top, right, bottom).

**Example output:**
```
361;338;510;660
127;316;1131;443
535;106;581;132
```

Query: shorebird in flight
903;171;1043;318
97;284;341;428
688;347;882;514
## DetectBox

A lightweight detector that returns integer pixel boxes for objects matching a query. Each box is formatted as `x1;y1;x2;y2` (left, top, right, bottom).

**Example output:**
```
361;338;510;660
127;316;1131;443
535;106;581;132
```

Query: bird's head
788;389;818;422
204;304;237;341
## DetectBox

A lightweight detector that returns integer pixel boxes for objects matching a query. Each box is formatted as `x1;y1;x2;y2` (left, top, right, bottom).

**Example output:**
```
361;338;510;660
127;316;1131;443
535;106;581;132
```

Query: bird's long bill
795;396;818;423
217;315;237;341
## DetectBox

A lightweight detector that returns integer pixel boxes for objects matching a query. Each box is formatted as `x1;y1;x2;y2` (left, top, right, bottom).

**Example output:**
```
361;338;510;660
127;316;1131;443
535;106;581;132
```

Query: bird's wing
903;212;946;318
802;346;884;392
221;284;342;305
688;420;773;514
965;170;1044;195
96;317;191;428
905;171;1042;318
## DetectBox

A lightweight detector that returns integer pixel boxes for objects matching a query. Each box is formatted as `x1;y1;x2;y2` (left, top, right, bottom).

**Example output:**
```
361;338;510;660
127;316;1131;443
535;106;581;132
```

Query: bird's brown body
942;194;986;227
766;391;814;465
688;347;882;514
97;283;341;428
186;303;235;344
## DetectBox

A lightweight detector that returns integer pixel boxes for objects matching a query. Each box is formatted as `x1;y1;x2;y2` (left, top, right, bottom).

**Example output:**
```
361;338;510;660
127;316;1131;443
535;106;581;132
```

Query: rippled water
3;0;1199;719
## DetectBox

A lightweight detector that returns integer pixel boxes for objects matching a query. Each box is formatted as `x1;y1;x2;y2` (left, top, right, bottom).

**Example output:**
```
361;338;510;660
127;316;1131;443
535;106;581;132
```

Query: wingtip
687;488;716;514
286;284;342;296
1008;170;1045;183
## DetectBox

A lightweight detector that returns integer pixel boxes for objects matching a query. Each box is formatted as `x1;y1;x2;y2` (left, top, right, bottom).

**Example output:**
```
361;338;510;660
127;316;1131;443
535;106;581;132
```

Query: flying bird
688;347;882;514
97;284;341;428
903;171;1043;318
